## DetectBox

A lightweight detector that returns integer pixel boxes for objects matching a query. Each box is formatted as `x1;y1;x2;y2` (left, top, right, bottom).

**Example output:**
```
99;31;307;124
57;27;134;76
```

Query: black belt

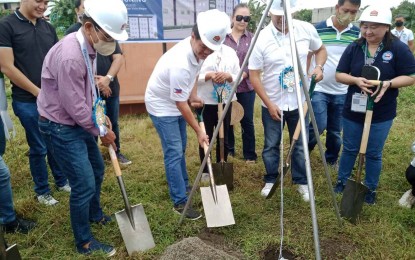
39;116;49;122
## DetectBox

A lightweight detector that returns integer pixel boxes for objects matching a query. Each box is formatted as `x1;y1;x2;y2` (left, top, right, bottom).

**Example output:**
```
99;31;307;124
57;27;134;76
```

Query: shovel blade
115;204;155;255
340;179;369;224
200;185;235;227
6;244;22;260
211;162;234;190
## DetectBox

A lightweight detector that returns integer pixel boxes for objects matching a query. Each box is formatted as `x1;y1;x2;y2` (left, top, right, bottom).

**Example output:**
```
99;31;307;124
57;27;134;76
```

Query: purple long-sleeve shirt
224;31;254;93
37;32;99;136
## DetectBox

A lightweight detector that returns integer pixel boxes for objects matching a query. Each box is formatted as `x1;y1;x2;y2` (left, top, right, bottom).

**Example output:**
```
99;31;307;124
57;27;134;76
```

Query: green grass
3;84;415;259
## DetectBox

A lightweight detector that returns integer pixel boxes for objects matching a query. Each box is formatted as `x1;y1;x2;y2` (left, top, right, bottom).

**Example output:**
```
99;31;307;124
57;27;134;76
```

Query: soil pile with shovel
160;237;238;260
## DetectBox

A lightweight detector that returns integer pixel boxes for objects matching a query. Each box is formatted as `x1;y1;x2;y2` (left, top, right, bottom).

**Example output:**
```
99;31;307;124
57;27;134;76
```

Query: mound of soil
160;237;239;260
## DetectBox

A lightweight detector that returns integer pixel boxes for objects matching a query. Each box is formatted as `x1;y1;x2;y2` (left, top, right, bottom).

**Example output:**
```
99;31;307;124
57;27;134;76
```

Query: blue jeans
229;90;257;160
262;106;308;184
38;119;105;248
308;92;346;164
150;114;188;206
0;155;15;225
337;118;393;191
104;96;120;151
12;101;67;195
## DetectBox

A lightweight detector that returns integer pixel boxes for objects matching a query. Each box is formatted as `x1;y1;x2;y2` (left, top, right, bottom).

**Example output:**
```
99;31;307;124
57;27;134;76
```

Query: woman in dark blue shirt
334;5;415;204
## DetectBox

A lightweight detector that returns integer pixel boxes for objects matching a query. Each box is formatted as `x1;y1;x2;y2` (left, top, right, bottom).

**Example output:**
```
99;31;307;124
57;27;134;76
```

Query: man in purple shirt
37;0;128;256
225;3;257;163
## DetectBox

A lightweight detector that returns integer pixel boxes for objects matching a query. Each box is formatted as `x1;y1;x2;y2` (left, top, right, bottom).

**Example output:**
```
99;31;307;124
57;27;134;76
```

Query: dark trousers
198;104;232;172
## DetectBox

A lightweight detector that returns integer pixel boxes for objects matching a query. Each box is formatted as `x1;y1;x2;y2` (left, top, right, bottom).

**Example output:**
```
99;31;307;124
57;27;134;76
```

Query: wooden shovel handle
293;102;309;141
108;145;122;177
359;110;373;154
367;80;381;86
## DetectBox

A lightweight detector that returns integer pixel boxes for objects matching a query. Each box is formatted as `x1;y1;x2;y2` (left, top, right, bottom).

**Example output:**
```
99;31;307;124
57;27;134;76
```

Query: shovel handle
368;80;381;86
359;110;373;154
217;103;225;162
108;145;122;177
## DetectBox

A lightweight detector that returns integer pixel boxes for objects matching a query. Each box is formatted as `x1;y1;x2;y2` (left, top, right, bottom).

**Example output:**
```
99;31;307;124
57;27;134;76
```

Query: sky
244;0;415;9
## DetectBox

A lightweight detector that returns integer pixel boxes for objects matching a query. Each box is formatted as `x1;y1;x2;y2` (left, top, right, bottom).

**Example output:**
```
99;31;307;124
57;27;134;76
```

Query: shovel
0;228;21;260
266;75;317;199
108;146;155;255
340;65;381;224
196;109;235;227
212;100;234;190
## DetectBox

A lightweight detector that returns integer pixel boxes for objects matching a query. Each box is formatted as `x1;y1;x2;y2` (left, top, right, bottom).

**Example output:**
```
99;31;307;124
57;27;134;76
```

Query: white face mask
90;27;116;56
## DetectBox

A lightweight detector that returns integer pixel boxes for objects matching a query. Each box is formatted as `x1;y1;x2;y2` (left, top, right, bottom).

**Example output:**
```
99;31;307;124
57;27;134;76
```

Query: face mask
90;27;116;56
395;21;404;27
336;12;356;26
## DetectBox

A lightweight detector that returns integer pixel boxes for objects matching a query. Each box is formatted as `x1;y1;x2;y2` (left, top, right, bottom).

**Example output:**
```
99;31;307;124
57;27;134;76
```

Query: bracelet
315;64;324;72
389;80;392;88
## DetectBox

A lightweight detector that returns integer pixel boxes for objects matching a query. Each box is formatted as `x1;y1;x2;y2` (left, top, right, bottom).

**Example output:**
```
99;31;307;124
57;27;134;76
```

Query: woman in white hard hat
334;5;415;204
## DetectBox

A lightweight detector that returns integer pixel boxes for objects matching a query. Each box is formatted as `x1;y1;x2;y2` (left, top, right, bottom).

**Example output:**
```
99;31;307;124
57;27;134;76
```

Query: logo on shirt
382;51;393;61
174;88;183;94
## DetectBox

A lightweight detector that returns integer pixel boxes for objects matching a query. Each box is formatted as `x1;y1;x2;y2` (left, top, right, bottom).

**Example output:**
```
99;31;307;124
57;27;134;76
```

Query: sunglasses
235;15;251;22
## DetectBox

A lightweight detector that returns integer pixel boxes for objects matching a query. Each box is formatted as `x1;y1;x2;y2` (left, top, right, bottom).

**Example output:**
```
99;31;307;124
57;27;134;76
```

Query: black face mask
395;21;404;27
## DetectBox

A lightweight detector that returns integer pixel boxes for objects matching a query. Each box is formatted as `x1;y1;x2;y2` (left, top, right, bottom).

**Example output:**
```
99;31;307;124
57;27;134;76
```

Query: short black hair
192;23;200;40
338;0;361;6
75;0;82;9
395;15;405;20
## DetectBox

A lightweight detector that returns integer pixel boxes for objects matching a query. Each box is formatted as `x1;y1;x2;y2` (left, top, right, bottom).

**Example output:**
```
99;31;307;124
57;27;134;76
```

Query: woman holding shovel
196;44;240;183
335;5;415;205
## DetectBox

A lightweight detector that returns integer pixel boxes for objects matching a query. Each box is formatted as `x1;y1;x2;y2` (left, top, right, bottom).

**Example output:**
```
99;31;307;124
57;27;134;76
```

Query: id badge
351;93;367;113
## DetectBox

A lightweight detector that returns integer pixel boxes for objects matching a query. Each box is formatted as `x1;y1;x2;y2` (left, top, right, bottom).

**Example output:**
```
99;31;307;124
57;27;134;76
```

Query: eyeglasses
235;15;251;23
94;25;113;42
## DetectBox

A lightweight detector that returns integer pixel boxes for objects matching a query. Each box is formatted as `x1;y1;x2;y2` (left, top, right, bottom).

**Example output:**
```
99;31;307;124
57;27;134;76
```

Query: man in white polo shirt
145;9;230;220
391;15;414;52
308;0;361;170
249;0;327;201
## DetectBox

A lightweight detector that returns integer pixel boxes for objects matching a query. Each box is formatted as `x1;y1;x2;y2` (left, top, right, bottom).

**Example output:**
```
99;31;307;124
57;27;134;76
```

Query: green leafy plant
49;0;76;35
247;0;270;32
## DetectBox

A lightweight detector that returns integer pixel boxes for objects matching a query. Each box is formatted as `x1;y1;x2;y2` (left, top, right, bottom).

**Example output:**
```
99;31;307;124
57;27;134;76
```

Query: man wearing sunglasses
37;0;128;256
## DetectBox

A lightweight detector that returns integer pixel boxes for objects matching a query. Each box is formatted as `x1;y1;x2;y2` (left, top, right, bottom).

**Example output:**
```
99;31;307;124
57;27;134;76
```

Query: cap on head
268;0;298;16
197;9;231;51
358;5;392;25
84;0;129;41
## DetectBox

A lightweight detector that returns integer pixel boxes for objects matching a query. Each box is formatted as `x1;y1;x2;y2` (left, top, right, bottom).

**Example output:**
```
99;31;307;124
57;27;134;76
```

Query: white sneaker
57;183;71;193
399;189;415;208
37;194;59;206
297;185;310;202
261;183;274;197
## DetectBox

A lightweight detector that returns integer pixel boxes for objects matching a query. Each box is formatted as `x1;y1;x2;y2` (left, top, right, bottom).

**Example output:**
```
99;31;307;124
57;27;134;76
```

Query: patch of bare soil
261;245;304;260
319;236;359;259
198;228;245;259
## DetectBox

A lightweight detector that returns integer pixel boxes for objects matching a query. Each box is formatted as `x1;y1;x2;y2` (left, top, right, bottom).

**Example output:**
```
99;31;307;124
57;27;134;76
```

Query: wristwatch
106;74;114;82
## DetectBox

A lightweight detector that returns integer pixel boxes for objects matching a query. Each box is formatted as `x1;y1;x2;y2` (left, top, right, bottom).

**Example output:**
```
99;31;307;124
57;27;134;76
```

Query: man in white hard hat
0;0;70;207
249;0;327;201
37;0;128;256
145;9;230;220
308;0;361;171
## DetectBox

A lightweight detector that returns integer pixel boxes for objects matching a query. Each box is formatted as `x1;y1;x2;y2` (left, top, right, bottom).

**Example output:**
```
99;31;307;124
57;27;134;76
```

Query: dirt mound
160;237;239;260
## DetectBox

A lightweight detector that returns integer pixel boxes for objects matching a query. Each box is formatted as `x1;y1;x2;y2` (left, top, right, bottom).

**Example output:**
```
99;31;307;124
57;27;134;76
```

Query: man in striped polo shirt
308;0;361;168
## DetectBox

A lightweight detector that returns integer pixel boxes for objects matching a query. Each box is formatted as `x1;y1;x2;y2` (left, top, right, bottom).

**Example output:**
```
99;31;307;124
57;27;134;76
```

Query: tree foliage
49;0;76;35
0;8;12;20
294;9;312;23
247;0;270;32
392;0;415;32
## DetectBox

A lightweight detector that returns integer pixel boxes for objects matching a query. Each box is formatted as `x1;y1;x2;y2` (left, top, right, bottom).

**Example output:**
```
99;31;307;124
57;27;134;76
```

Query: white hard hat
268;0;298;16
358;5;392;25
197;9;231;51
84;0;128;41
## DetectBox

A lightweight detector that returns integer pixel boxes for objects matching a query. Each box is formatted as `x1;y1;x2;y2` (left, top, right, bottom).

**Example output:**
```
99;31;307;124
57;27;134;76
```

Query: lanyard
364;41;383;65
76;30;99;103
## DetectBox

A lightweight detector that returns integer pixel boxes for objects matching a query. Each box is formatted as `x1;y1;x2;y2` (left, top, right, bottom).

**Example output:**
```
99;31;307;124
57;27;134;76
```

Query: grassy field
2;84;415;259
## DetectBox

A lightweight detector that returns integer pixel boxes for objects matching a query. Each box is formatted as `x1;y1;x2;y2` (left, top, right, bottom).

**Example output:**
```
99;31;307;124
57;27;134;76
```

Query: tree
392;0;415;32
294;9;312;23
247;0;270;32
49;0;76;36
